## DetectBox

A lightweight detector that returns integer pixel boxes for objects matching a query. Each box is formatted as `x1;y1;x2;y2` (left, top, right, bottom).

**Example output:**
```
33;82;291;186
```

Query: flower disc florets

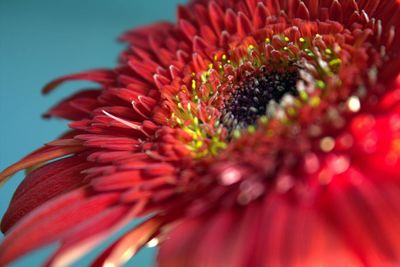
221;68;299;132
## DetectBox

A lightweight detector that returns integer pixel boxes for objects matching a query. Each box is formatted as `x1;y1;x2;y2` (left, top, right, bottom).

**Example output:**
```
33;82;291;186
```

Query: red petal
45;201;146;267
119;22;173;48
208;1;225;35
0;188;119;265
44;89;101;120
179;19;198;41
236;12;253;37
0;145;84;185
1;156;91;233
42;69;116;94
350;104;400;179
194;203;260;267
319;168;400;265
91;215;165;267
90;170;142;191
158;182;400;267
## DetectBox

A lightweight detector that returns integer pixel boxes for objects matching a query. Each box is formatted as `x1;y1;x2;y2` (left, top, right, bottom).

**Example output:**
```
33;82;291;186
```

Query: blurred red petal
42;69;116;94
0;188;119;265
44;89;101;120
91;215;165;267
46;200;147;267
1;156;91;233
0;145;84;185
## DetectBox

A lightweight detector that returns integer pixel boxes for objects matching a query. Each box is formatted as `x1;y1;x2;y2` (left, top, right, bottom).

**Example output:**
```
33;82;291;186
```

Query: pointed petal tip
0;145;84;186
42;69;116;95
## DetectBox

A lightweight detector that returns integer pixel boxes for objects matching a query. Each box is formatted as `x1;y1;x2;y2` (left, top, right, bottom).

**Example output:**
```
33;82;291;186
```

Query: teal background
0;0;186;266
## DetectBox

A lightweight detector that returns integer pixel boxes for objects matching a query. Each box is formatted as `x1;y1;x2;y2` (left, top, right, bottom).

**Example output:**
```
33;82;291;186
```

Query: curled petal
42;69;116;94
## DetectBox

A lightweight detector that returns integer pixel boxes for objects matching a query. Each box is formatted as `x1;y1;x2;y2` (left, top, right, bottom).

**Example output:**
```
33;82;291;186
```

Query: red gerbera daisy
1;0;400;266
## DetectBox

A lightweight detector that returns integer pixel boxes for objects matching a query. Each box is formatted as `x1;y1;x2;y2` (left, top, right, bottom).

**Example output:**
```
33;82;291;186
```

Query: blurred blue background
0;0;186;266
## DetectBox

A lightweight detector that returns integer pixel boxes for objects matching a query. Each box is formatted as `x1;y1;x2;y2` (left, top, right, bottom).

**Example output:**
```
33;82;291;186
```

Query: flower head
1;0;400;266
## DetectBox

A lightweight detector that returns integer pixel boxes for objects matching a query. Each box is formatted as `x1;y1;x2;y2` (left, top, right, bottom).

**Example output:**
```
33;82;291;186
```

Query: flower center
221;70;299;132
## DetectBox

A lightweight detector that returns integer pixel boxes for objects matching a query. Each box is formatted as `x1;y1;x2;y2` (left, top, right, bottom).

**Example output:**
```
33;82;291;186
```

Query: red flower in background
1;0;400;266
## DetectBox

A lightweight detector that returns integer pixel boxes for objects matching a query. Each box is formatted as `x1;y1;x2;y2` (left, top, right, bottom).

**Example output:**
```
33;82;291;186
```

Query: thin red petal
0;145;84;185
0;188;119;265
1;156;91;233
91;215;165;267
42;69;116;94
46;201;146;267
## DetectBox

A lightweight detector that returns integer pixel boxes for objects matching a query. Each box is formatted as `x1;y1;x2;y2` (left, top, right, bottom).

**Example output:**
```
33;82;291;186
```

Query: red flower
1;0;400;266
